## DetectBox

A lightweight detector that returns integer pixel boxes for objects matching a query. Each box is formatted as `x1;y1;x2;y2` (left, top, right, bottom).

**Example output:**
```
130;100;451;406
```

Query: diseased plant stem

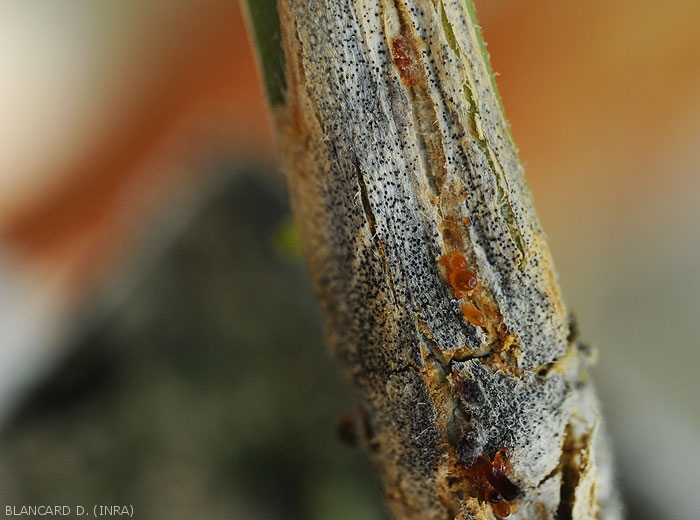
243;1;621;518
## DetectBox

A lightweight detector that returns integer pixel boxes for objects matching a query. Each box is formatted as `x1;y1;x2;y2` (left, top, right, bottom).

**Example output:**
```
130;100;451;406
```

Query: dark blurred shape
9;334;118;425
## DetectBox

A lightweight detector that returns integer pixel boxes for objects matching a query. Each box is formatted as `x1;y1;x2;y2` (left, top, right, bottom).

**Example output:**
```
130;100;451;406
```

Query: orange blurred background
0;1;698;518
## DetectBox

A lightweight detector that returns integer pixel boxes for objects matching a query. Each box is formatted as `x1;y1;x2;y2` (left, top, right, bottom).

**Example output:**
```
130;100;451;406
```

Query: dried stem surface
247;1;621;518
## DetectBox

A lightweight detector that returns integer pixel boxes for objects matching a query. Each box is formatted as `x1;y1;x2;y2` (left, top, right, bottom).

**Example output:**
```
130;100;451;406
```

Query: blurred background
0;1;698;519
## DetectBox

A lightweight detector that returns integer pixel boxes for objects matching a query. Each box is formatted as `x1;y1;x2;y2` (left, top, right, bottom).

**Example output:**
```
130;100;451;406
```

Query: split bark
244;1;622;519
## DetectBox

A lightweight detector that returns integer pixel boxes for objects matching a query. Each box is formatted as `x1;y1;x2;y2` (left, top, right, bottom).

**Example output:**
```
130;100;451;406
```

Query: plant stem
242;1;622;518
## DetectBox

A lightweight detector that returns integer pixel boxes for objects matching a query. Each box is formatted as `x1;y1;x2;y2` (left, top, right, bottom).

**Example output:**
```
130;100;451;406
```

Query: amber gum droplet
449;251;468;271
484;465;520;501
451;270;477;292
391;38;419;87
461;302;486;327
493;448;511;474
491;500;511;518
488;489;504;504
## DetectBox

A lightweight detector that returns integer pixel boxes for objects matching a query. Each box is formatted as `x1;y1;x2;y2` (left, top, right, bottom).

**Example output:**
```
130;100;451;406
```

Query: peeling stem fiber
251;1;621;519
